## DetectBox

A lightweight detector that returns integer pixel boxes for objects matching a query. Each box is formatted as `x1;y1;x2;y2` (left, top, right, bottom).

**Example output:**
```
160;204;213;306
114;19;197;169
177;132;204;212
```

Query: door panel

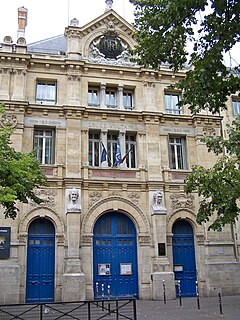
172;220;197;297
93;212;138;298
26;219;55;303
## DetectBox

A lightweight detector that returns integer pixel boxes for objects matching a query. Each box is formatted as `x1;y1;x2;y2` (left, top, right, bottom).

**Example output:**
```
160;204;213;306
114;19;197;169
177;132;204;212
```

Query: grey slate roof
27;35;67;54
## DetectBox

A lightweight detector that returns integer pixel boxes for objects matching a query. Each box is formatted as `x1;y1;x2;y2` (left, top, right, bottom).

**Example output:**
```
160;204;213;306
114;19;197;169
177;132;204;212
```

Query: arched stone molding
82;196;150;236
19;206;65;243
167;209;198;234
83;29;136;58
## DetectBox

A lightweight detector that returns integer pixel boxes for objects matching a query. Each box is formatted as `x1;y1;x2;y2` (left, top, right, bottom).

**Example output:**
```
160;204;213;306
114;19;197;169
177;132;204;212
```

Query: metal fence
0;298;137;320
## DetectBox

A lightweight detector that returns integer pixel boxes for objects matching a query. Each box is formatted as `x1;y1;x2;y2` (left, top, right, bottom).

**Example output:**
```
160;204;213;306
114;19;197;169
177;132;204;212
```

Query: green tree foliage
185;117;240;230
0;105;46;219
130;0;240;229
130;0;240;113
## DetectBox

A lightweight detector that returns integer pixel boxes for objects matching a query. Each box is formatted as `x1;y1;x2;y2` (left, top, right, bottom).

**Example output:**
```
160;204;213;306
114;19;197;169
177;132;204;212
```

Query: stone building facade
0;7;240;304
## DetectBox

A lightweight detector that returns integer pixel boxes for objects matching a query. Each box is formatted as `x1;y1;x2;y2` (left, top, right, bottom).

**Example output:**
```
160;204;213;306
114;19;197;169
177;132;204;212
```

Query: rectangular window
123;91;133;110
88;132;137;168
89;132;100;166
34;128;55;164
125;134;136;168
165;93;182;114
88;88;99;107
169;136;187;170
232;99;240;117
36;81;56;105
106;90;117;108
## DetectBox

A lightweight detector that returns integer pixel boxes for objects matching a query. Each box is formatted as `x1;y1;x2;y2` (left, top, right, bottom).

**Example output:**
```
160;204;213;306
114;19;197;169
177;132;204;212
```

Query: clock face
99;35;123;59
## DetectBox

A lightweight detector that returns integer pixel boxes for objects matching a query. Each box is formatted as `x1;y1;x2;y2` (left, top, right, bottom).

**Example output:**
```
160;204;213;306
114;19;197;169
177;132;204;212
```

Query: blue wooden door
172;220;197;297
93;212;138;298
26;218;55;303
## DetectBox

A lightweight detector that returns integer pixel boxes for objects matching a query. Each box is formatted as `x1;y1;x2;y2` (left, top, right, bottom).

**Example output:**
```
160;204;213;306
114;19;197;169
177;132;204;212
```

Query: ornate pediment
81;11;134;38
86;14;136;66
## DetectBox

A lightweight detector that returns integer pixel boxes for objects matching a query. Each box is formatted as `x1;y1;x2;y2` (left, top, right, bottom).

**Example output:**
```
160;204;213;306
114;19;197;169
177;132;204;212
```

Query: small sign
98;264;110;276
0;227;11;259
174;265;183;272
158;243;166;256
120;263;132;275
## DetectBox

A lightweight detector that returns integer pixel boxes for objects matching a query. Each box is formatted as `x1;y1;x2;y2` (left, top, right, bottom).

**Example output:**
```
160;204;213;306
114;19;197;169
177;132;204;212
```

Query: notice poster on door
120;263;132;275
98;264;110;275
0;227;11;259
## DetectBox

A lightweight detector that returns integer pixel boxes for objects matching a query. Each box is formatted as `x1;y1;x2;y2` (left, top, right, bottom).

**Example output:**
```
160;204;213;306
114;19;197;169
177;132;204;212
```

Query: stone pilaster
62;188;85;301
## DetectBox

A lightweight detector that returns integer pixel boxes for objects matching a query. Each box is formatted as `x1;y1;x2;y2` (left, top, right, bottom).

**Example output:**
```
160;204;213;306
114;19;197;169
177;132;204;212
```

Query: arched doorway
172;219;197;297
26;218;55;303
93;212;138;298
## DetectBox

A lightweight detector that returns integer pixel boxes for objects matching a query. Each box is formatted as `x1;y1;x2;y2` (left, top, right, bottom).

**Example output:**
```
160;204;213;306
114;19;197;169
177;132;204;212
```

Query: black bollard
108;285;111;314
196;281;200;310
96;282;99;307
163;280;166;304
218;292;223;315
102;283;104;311
178;280;182;307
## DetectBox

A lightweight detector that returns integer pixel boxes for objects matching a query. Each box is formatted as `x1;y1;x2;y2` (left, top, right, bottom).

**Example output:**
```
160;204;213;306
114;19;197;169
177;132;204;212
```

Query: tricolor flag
121;144;134;164
115;137;122;165
100;141;108;166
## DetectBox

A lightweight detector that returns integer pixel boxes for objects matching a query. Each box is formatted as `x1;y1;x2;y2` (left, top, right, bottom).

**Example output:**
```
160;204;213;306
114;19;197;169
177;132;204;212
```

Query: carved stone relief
108;191;120;198
89;191;103;208
151;190;167;215
203;126;216;136
0;113;17;128
170;193;195;210
128;193;140;206
81;120;145;132
66;188;81;213
88;21;136;67
30;189;57;208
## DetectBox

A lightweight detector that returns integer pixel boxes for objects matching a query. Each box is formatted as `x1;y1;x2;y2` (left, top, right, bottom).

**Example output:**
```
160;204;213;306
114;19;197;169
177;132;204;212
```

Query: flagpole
121;144;134;164
68;0;70;25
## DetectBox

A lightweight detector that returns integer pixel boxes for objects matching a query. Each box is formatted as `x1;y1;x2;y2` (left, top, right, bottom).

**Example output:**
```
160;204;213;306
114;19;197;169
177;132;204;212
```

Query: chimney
17;6;28;39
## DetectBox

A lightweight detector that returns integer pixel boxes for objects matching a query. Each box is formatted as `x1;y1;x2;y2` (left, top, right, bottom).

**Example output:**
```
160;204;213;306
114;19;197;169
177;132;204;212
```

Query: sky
0;0;135;44
0;0;238;67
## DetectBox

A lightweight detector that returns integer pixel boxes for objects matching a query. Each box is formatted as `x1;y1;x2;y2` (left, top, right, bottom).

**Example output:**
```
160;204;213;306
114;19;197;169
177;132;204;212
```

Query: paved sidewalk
136;295;240;320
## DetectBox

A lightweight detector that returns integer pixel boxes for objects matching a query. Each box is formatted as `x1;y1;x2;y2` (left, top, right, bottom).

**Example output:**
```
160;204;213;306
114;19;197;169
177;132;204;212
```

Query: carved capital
82;235;92;244
138;235;151;245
